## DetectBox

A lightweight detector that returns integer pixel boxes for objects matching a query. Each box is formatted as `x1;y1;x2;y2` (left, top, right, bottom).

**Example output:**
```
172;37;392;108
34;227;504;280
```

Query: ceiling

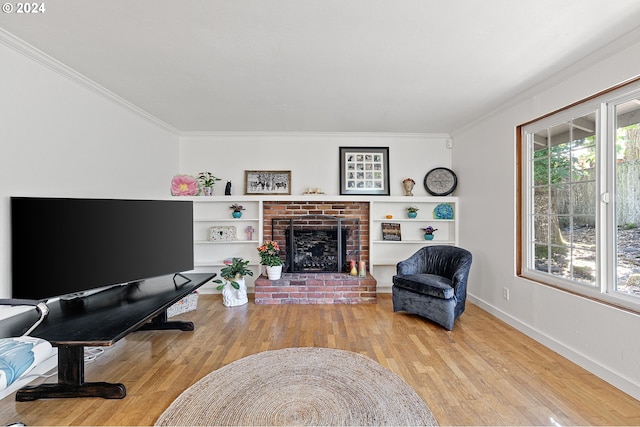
2;0;640;134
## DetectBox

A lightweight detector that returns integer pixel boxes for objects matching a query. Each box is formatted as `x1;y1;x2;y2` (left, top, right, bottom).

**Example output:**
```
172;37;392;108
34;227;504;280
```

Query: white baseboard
467;293;640;401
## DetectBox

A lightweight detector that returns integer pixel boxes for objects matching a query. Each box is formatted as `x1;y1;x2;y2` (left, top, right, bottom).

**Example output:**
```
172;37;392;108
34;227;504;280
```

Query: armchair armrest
396;250;425;275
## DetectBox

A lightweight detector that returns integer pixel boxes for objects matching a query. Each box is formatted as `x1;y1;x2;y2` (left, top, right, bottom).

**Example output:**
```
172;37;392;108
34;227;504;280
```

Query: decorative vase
424;234;434;240
232;211;242;218
221;277;248;307
203;186;213;196
407;211;418;219
266;265;283;280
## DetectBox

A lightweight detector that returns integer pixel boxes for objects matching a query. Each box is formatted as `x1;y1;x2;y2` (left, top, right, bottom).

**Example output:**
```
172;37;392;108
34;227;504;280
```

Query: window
518;78;640;312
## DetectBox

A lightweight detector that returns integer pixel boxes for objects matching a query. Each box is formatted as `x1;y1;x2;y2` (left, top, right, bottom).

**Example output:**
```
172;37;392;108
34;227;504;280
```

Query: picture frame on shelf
381;223;401;241
244;170;291;195
209;226;237;241
339;146;390;195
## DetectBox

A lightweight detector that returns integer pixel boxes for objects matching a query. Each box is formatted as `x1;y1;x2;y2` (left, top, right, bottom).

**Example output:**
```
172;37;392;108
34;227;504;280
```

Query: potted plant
213;257;253;307
257;240;284;280
407;206;419;218
197;171;221;196
421;226;438;240
230;204;245;218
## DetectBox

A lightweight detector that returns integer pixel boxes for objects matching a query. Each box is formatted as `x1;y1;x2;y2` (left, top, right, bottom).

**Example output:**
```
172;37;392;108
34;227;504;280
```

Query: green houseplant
407;206;419;218
213;257;253;290
197;171;221;196
213;258;253;307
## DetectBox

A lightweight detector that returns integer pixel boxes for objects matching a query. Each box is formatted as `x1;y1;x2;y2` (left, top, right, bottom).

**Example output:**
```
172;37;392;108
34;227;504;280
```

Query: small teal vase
424;234;434;240
407;211;417;219
232;211;242;218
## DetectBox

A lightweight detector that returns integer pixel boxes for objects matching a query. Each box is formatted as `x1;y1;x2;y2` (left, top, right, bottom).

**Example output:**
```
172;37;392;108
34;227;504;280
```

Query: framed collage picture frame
339;147;390;195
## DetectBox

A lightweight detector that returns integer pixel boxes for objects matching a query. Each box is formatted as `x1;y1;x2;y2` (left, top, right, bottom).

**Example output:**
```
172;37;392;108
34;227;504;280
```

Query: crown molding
179;131;450;139
451;26;640;137
0;28;180;136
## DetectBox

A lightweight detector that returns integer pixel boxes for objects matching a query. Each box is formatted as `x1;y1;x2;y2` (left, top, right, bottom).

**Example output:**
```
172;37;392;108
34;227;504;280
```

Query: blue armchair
392;245;472;330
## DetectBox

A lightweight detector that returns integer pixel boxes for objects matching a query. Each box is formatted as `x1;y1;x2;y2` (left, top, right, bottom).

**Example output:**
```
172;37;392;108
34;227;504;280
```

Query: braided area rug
155;347;437;426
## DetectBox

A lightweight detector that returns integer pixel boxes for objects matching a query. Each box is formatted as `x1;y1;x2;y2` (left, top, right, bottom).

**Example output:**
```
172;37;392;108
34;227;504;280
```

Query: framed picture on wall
244;170;291;195
339;146;390;195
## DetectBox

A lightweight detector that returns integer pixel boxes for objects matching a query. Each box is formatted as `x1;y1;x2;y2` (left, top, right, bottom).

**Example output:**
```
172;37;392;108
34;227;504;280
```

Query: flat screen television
11;197;194;300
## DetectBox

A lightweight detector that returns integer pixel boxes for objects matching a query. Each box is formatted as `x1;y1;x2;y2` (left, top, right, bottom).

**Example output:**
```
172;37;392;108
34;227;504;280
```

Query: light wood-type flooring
1;294;639;426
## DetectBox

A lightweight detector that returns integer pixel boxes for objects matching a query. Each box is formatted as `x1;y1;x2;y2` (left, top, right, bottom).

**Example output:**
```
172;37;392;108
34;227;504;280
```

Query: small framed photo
381;223;401;241
245;170;291;195
339;147;390;195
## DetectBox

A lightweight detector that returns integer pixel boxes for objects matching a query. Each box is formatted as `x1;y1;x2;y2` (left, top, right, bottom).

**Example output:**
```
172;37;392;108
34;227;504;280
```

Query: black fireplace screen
286;228;348;272
272;215;360;273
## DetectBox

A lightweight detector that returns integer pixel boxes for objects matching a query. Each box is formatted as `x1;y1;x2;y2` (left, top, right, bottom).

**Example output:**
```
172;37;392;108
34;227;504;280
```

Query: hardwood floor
1;294;639;426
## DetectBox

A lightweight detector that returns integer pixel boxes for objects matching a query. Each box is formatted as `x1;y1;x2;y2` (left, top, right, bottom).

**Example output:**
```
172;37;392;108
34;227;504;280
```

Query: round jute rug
155;347;438;426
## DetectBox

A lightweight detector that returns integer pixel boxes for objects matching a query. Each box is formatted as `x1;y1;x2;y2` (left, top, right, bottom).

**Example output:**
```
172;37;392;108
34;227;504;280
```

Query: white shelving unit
369;196;459;291
189;196;263;293
180;195;459;294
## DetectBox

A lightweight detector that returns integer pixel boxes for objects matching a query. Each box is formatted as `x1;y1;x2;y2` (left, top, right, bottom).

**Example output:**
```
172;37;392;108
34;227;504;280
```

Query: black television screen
11;197;194;300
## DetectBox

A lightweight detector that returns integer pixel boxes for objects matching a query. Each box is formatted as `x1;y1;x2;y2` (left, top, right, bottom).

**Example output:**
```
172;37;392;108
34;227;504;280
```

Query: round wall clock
424;167;457;196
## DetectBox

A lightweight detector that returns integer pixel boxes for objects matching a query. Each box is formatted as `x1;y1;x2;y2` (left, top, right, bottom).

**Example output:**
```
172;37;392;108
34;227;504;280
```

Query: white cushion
0;337;53;390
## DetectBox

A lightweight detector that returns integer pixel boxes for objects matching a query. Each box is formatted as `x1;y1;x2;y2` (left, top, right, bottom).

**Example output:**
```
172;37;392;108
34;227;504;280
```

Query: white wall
0;41;180;301
5;22;639;403
453;37;640;399
180;133;451;197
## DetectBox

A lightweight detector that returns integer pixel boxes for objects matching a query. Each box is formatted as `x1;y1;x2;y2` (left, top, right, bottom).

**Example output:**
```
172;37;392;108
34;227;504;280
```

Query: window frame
517;76;640;313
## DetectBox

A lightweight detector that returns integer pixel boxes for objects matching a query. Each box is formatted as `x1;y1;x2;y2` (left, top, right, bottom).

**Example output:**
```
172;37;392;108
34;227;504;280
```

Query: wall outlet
503;287;510;301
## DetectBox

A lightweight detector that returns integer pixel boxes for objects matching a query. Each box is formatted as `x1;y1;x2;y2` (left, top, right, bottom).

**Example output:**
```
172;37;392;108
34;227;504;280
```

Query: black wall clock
424;167;457;196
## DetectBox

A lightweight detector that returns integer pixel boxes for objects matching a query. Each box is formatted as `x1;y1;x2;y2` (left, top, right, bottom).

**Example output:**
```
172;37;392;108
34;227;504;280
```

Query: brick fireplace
256;201;376;304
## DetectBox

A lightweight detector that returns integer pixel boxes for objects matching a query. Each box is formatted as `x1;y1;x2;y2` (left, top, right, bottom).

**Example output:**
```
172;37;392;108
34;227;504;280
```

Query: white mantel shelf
179;195;458;203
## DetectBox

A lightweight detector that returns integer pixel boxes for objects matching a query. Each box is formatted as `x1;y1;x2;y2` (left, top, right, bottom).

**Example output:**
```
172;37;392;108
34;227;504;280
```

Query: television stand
138;310;195;332
0;273;215;401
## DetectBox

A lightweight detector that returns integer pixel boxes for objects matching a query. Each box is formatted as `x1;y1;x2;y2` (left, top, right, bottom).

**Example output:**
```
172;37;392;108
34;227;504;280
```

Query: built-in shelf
372;240;456;244
181;195;458;293
194;240;259;244
194;218;260;222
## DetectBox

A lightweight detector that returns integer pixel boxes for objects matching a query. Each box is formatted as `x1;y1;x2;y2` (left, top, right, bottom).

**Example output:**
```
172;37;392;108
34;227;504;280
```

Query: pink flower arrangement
171;175;199;196
257;240;284;266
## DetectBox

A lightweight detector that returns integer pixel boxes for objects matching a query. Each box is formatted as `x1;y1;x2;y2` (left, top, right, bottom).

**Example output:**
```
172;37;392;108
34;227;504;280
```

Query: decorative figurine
245;226;255;240
225;181;232;195
402;178;415;196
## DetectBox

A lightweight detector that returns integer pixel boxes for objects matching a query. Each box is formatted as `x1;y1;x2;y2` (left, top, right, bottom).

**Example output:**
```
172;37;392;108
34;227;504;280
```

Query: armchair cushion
392;274;454;299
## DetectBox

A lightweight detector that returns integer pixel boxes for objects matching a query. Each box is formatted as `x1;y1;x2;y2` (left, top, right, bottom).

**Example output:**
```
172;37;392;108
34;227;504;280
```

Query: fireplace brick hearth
254;272;377;304
257;200;375;304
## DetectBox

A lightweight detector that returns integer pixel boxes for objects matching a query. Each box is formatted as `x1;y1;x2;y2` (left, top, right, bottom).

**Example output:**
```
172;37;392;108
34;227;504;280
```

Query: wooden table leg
137;310;194;332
